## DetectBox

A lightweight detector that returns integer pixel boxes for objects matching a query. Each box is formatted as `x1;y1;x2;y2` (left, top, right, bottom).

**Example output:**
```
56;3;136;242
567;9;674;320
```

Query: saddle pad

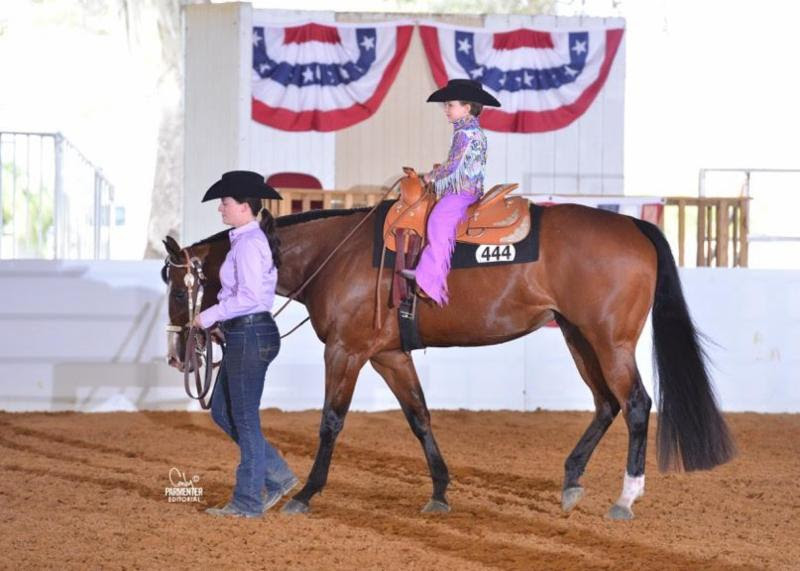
372;199;542;270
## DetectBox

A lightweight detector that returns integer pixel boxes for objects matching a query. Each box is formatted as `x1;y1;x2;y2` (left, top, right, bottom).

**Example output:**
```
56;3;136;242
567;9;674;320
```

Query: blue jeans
209;312;295;516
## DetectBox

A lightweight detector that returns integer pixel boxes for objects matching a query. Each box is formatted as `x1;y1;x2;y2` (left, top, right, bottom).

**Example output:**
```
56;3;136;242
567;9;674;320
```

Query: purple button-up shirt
198;220;277;328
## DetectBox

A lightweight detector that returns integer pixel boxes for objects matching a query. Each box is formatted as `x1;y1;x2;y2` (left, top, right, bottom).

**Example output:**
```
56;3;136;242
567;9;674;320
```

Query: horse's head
161;236;211;372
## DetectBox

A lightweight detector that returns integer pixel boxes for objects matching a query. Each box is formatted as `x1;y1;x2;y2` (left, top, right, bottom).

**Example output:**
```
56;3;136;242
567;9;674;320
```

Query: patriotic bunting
252;21;413;131
419;22;624;133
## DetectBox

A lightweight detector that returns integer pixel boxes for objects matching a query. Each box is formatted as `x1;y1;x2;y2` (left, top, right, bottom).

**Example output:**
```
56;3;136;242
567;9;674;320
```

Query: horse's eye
173;290;187;300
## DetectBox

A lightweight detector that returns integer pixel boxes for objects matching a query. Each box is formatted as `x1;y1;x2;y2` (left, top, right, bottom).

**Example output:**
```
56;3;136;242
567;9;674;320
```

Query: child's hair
460;101;484;117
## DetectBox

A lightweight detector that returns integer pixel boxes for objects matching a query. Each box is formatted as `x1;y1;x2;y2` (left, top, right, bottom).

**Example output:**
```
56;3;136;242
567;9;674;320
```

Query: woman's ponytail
259;208;281;269
241;197;281;269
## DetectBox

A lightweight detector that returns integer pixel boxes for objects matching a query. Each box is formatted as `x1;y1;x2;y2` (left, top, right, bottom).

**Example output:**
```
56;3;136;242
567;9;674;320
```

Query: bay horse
162;179;734;520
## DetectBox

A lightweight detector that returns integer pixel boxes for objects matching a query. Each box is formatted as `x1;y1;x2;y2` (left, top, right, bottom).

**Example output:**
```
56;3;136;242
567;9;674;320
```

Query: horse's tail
632;219;736;472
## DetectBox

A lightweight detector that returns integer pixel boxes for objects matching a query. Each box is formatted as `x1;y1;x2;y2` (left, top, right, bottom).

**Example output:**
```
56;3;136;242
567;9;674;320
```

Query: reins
165;250;217;409
271;176;404;336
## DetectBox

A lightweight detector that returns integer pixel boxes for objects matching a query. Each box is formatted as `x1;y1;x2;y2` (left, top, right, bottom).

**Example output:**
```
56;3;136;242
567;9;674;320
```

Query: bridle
165;249;216;409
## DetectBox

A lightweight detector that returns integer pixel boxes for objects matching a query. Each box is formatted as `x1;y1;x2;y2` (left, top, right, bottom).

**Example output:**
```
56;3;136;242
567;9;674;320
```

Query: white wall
0;261;797;413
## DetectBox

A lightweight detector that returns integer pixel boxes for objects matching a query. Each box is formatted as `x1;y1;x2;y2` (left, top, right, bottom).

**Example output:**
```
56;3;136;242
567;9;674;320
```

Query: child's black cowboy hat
426;79;501;107
202;170;283;202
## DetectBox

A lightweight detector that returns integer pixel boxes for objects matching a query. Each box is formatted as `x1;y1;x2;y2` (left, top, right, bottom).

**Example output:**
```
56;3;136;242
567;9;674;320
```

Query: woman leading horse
163;174;734;520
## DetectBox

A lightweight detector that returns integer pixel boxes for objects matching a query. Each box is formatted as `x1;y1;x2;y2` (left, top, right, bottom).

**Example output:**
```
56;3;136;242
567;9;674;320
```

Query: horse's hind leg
591;341;652;520
556;315;620;512
370;350;450;513
282;344;367;514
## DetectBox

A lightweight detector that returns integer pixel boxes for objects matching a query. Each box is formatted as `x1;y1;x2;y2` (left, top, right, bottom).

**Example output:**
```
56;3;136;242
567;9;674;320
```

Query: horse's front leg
282;343;367;514
370;350;450;512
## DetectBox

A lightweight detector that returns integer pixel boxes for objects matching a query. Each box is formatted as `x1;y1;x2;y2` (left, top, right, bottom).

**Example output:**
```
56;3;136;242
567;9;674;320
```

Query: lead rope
181;251;215;409
274;177;404;339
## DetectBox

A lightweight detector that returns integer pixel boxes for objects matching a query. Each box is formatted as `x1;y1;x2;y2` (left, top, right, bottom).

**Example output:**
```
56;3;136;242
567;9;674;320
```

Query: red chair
266;172;324;213
266;172;322;189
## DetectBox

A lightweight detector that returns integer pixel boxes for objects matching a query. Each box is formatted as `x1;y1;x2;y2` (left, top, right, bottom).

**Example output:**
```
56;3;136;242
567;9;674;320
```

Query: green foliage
1;199;10;227
1;162;54;257
20;188;54;257
2;163;14;227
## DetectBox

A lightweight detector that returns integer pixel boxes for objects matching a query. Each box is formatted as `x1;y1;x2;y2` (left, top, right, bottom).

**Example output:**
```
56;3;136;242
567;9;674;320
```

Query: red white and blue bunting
251;21;413;132
419;22;624;133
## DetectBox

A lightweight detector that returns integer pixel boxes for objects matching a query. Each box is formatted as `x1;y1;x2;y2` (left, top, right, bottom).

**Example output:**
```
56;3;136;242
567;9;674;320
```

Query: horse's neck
276;212;369;299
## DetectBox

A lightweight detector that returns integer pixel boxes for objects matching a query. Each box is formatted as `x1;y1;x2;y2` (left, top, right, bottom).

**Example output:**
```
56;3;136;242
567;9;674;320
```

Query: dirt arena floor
0;409;797;570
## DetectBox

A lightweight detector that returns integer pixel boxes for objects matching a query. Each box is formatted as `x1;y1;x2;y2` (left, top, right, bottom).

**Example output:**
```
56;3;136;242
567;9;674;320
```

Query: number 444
475;244;516;263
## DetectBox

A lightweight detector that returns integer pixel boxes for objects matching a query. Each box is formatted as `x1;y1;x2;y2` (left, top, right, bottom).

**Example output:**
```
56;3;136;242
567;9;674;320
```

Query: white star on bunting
523;71;533;86
360;35;375;50
457;38;472;53
571;40;587;55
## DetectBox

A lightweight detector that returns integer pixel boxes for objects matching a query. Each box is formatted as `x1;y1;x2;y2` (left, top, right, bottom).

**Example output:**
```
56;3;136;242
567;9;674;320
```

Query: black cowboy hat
426;78;501;107
202;170;283;202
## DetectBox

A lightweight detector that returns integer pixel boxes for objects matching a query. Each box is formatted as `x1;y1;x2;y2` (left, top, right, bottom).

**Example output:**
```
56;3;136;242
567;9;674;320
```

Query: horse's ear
163;235;181;257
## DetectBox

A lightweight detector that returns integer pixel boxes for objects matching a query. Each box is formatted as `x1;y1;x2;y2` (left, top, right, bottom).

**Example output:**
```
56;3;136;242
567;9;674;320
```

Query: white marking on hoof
615;471;645;510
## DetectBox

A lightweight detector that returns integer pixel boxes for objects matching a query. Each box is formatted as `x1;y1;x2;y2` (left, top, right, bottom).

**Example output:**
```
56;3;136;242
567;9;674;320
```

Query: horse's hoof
607;504;634;520
561;486;584;512
421;499;450;513
281;499;310;515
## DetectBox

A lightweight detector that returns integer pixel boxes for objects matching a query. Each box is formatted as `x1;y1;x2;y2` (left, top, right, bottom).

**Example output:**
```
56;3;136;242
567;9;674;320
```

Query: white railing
0;131;114;259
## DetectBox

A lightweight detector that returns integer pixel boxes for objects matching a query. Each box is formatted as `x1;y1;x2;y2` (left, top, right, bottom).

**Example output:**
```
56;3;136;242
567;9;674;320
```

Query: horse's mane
276;207;372;228
184;208;373;248
192;228;230;247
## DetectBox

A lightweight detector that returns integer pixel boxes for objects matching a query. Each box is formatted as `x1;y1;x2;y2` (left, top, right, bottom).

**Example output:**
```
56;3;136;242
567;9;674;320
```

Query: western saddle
382;167;530;252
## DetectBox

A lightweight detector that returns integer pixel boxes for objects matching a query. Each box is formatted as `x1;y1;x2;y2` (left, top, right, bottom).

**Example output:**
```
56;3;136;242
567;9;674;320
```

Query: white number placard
475;244;516;263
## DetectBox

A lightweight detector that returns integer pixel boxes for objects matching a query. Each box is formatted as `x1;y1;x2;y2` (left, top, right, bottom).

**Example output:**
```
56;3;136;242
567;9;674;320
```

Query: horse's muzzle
166;330;195;373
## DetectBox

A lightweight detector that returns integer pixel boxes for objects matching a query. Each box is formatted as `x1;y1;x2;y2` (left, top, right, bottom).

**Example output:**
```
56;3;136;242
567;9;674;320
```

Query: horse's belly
418;303;554;347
